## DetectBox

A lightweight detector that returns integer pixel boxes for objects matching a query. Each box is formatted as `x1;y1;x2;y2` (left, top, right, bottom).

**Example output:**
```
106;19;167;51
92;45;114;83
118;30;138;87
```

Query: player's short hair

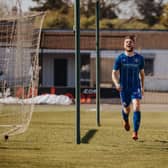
124;35;136;42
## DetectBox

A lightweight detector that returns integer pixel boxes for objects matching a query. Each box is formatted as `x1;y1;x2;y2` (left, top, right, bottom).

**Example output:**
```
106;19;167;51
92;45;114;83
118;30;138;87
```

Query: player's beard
125;47;134;52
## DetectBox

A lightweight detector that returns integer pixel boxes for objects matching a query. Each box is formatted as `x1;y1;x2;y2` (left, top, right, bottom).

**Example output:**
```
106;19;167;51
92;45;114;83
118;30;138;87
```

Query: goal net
0;0;45;139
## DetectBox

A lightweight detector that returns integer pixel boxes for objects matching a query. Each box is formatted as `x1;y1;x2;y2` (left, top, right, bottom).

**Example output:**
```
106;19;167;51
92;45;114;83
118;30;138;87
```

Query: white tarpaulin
0;94;72;105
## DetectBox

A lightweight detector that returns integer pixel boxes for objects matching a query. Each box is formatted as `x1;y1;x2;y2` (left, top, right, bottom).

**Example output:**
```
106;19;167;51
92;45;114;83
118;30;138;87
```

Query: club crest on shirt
122;58;126;63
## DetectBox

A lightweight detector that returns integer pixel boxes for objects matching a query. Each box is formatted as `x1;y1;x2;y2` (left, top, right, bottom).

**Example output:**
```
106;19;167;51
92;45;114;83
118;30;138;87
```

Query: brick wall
41;30;168;50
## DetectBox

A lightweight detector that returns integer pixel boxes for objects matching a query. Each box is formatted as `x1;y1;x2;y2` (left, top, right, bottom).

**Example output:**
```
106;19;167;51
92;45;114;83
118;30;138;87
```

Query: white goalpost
0;0;45;140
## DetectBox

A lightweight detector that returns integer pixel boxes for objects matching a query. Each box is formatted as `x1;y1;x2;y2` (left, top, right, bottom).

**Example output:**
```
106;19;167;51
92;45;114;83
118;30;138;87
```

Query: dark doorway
54;59;67;86
144;58;154;76
80;54;90;87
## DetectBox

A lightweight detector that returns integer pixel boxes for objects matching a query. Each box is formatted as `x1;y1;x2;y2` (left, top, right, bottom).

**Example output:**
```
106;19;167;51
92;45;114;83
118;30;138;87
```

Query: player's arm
112;70;121;91
140;69;145;95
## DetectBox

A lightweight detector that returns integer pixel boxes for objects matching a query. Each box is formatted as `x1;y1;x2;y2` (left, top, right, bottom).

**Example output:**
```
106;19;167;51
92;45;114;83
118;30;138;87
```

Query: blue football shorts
120;88;142;107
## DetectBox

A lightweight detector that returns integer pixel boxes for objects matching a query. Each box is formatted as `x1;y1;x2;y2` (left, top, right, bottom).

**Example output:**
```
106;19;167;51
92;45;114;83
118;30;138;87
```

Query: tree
31;0;70;13
80;0;128;19
31;0;74;28
30;0;167;29
100;0;117;19
135;0;164;25
160;3;168;27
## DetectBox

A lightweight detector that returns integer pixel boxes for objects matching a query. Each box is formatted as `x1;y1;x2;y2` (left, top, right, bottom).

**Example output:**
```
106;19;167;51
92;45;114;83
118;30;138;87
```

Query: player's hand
115;83;121;92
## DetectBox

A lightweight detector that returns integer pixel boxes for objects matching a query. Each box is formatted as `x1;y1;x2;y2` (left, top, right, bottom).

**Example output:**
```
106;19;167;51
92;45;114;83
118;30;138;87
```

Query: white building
40;30;168;93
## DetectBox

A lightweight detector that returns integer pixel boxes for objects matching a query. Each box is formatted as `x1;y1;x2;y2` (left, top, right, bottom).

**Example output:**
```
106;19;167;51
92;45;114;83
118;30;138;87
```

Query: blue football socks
133;111;141;132
122;109;129;122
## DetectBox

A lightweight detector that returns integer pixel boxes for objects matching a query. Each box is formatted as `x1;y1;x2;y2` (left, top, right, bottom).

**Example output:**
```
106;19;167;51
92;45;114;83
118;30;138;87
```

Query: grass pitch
0;104;168;168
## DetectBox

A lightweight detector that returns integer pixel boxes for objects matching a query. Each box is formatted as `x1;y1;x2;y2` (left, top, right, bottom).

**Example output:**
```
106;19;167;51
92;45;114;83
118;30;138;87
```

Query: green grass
0;105;168;168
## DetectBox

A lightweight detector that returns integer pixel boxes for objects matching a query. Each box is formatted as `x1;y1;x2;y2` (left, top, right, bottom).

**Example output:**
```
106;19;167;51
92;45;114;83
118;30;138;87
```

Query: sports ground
0;104;167;168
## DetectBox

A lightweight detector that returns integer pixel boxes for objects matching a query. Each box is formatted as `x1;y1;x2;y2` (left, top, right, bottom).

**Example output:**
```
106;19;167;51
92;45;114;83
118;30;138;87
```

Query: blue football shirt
113;52;144;91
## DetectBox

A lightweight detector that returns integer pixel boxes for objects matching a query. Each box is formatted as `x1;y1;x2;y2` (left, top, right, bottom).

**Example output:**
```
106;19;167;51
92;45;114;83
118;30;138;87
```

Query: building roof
40;29;168;50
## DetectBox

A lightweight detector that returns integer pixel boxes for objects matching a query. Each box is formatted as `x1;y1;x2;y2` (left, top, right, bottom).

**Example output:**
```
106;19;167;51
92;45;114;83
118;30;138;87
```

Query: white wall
145;77;168;91
67;57;75;87
144;50;168;91
154;52;168;76
42;52;75;87
42;49;168;91
42;55;53;86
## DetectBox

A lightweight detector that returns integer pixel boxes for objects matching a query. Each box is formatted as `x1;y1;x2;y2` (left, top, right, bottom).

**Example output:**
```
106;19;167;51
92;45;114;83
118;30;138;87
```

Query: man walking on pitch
112;35;145;140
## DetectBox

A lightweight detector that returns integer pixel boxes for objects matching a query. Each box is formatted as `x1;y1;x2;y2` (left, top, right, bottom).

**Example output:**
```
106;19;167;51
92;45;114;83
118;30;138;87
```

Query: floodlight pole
96;0;100;126
74;0;81;144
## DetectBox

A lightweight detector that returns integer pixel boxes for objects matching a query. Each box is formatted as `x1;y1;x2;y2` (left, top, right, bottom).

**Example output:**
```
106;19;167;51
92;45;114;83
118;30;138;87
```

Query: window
80;54;90;87
144;58;154;76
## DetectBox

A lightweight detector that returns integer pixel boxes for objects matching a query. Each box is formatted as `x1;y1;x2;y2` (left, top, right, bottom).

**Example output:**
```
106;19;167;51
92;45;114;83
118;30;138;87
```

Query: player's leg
132;98;141;140
122;106;131;131
120;91;132;131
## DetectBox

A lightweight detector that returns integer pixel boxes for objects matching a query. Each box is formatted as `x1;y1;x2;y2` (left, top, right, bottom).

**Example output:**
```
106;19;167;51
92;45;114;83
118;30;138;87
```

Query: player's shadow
81;129;98;144
154;140;168;144
0;146;40;150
